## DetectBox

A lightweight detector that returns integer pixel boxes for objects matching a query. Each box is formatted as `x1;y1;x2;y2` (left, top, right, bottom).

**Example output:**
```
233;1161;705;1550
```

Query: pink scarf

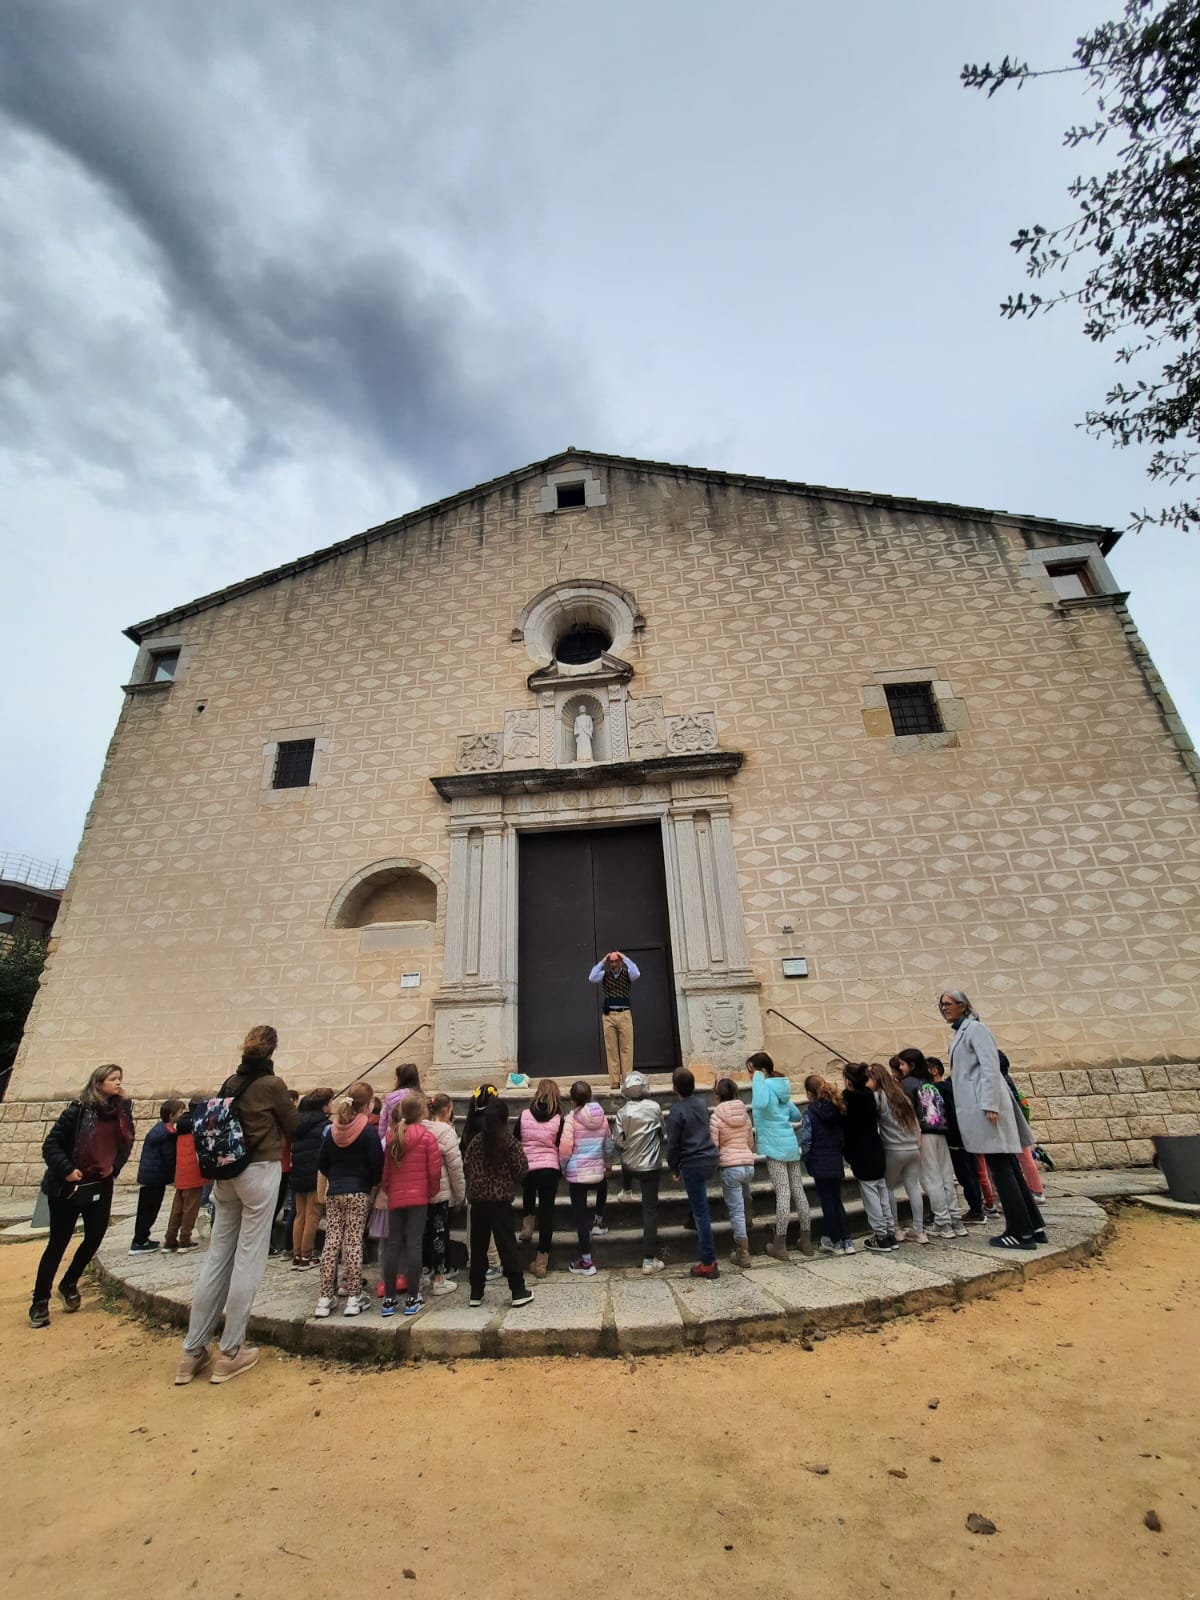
331;1112;368;1147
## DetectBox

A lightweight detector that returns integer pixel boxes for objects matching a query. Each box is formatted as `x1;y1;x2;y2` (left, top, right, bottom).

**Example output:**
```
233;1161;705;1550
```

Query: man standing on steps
588;950;640;1089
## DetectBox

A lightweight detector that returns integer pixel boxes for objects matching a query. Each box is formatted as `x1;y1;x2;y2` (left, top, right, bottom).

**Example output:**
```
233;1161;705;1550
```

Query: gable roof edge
124;447;1121;643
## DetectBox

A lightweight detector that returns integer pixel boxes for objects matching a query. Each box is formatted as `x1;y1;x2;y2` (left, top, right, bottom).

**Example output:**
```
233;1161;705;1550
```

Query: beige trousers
602;1009;634;1086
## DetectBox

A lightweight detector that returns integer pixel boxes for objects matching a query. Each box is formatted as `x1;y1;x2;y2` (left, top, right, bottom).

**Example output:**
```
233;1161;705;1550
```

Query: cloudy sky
2;0;1197;872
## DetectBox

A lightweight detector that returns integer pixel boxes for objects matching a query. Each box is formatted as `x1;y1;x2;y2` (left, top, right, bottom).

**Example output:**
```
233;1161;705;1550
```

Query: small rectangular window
149;649;180;683
1046;561;1097;600
885;682;942;737
555;481;587;509
273;738;315;789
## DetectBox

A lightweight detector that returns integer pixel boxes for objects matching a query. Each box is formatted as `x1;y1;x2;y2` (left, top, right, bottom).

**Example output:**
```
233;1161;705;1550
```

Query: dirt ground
2;1210;1197;1600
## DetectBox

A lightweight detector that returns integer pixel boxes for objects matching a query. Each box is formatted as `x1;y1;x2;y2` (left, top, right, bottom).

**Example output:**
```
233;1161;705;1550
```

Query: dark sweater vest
602;966;632;1012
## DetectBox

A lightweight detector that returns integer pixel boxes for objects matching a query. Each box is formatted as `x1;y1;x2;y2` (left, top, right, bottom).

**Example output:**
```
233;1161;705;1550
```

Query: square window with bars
884;681;942;737
273;738;315;789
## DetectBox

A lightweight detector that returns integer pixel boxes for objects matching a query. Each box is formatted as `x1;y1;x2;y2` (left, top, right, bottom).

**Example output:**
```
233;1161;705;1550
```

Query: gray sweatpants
858;1177;892;1237
183;1159;280;1357
883;1148;924;1234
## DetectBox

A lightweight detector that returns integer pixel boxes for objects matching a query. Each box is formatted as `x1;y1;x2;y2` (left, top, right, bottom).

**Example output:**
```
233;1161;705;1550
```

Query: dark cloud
0;0;599;499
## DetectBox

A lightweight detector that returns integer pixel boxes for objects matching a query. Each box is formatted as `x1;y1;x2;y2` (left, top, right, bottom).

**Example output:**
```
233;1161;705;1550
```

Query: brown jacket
219;1059;298;1162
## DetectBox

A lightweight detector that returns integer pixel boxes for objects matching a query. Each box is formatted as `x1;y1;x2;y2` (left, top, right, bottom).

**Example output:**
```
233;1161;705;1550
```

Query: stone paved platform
94;1192;1113;1360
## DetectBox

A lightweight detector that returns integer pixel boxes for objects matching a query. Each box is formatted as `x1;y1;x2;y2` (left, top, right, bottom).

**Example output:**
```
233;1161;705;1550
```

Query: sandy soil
2;1209;1197;1600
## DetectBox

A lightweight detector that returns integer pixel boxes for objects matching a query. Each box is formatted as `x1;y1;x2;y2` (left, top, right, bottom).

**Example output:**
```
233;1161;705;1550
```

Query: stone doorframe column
429;754;761;1085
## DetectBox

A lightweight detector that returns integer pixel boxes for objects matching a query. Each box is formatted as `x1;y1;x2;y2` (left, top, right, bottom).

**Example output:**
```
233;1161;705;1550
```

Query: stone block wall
0;1098;161;1198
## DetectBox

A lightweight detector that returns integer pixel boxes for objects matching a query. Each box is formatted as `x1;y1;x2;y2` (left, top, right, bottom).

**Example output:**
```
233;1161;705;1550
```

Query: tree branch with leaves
964;0;1200;530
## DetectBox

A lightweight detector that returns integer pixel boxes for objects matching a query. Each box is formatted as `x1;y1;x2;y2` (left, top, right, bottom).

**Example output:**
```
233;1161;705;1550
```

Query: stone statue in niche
573;710;595;764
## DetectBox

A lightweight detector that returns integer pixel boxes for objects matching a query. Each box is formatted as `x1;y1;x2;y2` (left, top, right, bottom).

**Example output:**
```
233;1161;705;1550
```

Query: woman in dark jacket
802;1075;853;1255
841;1062;897;1252
30;1063;136;1328
289;1088;333;1269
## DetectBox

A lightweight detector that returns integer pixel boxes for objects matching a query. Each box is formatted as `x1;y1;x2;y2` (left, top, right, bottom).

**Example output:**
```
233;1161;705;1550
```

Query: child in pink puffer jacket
559;1080;613;1277
710;1078;756;1267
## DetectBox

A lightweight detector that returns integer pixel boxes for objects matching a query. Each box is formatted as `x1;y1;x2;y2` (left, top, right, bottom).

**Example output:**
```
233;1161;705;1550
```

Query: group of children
128;1044;1047;1319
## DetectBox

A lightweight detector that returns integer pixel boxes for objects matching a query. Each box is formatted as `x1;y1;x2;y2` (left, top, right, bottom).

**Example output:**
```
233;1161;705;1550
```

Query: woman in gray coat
939;990;1046;1250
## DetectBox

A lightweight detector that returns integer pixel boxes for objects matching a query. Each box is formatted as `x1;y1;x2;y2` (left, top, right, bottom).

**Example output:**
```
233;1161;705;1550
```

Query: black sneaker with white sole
58;1282;81;1313
510;1289;534;1308
129;1240;161;1254
29;1299;50;1328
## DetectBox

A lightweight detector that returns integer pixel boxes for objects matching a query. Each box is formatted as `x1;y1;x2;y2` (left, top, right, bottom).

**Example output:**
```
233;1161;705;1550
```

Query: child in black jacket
841;1063;897;1252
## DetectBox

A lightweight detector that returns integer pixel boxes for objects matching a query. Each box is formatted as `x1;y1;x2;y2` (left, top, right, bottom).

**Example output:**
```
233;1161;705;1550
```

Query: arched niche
560;692;607;765
326;859;444;950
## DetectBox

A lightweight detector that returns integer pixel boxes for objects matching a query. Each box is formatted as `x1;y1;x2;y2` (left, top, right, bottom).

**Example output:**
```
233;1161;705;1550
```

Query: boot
798;1225;814;1257
732;1238;752;1268
765;1233;790;1263
518;1214;535;1245
532;1251;549;1279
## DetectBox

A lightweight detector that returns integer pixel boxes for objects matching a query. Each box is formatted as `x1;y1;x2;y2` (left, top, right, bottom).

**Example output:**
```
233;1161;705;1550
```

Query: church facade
2;450;1198;1189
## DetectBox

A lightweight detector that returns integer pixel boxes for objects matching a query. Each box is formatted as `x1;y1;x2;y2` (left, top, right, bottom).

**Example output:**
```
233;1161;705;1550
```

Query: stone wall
0;1098;161;1198
4;454;1199;1183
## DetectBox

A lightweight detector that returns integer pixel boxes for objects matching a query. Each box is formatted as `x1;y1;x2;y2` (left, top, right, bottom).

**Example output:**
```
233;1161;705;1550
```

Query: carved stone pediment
526;652;634;693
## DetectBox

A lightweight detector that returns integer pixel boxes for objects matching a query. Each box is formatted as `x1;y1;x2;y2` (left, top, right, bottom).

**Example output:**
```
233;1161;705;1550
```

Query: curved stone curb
95;1198;1113;1362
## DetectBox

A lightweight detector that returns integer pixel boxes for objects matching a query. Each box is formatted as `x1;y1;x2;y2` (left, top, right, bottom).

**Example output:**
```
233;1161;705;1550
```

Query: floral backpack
192;1081;253;1181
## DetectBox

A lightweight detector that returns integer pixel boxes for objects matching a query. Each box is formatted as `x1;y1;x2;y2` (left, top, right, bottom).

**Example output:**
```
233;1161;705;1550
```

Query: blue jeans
719;1164;754;1242
680;1160;717;1265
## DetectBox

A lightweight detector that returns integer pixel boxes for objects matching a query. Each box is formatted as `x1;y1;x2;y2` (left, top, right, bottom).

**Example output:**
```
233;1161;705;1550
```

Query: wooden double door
517;824;681;1077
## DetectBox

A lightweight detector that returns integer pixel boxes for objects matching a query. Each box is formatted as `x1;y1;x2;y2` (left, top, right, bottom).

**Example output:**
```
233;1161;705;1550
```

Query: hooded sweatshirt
559;1102;613;1184
612;1075;665;1173
875;1091;920;1157
709;1098;755;1168
317;1122;383;1197
750;1072;802;1162
426;1118;466;1206
518;1103;565;1173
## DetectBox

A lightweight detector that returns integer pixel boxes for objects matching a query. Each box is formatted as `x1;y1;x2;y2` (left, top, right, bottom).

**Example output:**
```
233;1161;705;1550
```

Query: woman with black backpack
173;1025;297;1387
29;1063;135;1328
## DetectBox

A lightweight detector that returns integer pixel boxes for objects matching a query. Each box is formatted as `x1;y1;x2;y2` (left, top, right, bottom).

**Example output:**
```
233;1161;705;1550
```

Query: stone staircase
402;1079;920;1268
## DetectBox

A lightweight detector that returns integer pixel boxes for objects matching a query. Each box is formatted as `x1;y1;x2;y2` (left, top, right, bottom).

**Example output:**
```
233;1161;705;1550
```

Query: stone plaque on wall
665;711;718;755
455;733;502;773
627;695;666;758
503;709;540;768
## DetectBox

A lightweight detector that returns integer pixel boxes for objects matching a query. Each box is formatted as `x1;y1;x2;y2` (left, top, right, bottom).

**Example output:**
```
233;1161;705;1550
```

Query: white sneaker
818;1236;836;1254
837;1239;856;1255
953;1223;969;1237
485;1265;503;1280
342;1293;370;1317
932;1225;956;1240
641;1257;665;1274
904;1229;929;1244
313;1295;334;1319
617;1191;635;1205
430;1277;457;1297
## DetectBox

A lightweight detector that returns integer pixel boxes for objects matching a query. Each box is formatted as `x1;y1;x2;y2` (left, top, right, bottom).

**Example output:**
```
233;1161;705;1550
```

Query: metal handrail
765;1007;851;1063
334;1021;432;1098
